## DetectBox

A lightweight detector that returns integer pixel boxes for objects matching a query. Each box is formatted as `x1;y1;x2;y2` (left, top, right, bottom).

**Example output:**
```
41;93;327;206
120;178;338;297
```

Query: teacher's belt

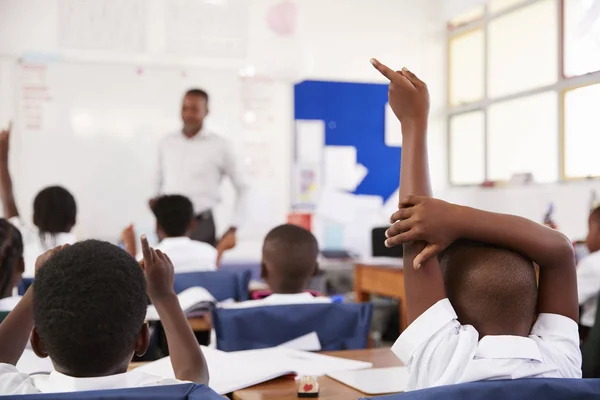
195;210;213;220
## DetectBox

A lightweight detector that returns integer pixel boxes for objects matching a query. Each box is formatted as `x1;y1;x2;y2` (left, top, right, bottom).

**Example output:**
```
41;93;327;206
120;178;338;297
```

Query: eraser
297;376;319;398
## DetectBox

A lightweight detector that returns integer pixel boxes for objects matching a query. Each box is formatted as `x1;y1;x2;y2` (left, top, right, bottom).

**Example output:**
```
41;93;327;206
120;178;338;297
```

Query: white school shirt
0;364;183;394
222;292;332;309
576;250;600;327
9;217;76;279
392;299;582;392
136;237;217;273
157;130;249;227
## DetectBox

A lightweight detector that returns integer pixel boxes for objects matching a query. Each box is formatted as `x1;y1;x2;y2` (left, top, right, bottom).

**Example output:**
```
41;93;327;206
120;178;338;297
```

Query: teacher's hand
216;229;236;267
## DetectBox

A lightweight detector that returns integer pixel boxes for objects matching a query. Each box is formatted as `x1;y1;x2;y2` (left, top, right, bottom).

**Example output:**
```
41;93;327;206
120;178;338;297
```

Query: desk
188;314;211;331
232;348;401;400
354;263;406;333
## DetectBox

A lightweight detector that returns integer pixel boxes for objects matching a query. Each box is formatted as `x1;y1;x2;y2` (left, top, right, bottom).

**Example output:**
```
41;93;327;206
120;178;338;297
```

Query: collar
476;335;543;362
264;293;318;303
159;237;193;246
34;370;143;393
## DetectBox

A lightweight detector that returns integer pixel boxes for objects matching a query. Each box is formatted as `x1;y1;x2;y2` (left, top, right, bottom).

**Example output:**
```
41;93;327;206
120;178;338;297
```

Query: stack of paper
146;287;216;321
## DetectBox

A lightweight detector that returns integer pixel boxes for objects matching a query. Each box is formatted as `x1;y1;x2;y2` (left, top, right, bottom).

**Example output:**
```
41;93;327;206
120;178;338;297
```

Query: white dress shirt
222;292;332;309
577;250;600;327
136;237;217;273
0;364;183;394
9;217;76;279
392;299;582;391
157;130;249;227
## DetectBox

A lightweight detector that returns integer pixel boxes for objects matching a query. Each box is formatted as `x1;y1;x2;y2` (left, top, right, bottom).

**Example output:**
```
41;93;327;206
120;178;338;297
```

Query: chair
359;378;600;400
0;383;222;399
173;270;251;302
212;302;373;351
18;278;34;295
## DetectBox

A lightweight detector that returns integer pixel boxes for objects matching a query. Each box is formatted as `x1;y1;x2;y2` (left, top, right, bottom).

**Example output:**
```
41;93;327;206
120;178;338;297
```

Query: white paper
17;349;53;375
145;287;215;321
296;120;325;164
277;332;321;351
328;366;408;395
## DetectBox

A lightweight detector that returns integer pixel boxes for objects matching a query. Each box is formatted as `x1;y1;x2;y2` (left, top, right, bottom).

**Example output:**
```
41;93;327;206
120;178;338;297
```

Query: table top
232;348;402;400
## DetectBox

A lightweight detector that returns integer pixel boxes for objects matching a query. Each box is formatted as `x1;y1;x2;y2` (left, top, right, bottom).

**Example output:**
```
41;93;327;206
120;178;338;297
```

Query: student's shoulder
0;364;39;395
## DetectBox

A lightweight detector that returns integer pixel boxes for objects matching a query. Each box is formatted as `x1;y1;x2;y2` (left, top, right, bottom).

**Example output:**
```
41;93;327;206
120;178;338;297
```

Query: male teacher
154;88;248;250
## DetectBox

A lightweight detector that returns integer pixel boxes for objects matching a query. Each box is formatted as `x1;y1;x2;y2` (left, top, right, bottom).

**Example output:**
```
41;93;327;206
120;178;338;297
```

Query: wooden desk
354;263;406;333
232;348;401;400
188;313;211;331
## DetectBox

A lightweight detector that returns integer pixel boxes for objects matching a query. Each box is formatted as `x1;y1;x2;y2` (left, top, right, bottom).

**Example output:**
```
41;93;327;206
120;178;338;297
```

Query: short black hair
263;224;319;293
152;195;194;237
439;239;537;336
0;219;23;298
33;186;77;234
185;88;209;103
33;240;147;376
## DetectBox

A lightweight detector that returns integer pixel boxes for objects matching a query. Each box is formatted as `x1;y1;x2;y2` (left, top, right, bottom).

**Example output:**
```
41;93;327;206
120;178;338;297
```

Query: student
576;206;600;336
0;219;24;313
225;224;330;308
371;59;581;390
122;194;218;273
0;127;76;278
0;238;208;394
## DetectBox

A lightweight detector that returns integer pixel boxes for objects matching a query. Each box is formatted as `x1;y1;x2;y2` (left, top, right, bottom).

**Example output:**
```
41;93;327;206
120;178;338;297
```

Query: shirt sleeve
531;313;582;378
0;363;39;394
221;140;249;228
391;298;479;391
577;255;600;304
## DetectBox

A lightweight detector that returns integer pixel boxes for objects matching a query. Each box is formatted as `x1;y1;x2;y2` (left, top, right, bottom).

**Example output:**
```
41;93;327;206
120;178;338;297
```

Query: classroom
0;0;599;398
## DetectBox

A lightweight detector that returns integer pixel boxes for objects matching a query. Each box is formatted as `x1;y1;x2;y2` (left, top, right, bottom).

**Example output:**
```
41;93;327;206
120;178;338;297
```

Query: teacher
155;88;248;249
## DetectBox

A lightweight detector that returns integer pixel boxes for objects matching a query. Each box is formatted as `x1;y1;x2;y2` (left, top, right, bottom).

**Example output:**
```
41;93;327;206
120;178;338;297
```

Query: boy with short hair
577;206;600;332
371;59;581;391
122;194;218;273
0;238;208;394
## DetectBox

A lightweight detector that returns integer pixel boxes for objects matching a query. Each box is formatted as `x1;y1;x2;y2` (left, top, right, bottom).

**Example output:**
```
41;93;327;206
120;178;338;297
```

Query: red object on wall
287;213;312;231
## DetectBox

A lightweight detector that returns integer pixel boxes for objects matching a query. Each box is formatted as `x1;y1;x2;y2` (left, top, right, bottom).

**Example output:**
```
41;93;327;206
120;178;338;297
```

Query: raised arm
140;236;208;384
0;125;19;219
370;60;445;324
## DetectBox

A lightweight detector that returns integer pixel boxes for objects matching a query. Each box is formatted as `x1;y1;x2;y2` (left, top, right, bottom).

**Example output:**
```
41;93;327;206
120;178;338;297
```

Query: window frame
446;0;600;186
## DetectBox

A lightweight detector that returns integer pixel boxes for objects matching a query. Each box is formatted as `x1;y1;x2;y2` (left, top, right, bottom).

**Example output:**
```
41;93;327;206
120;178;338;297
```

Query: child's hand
34;244;69;275
386;196;462;269
139;235;175;301
0;123;11;162
370;59;429;130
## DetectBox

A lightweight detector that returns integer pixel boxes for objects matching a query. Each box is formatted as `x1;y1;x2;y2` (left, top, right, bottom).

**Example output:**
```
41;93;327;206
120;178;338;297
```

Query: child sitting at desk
0;238;208;394
576;206;600;337
225;224;330;308
122;194;218;273
0;219;24;315
371;59;581;390
0;126;77;278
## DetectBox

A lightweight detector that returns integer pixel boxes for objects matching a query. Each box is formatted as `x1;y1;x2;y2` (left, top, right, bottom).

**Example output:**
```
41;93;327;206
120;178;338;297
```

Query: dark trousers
191;210;216;247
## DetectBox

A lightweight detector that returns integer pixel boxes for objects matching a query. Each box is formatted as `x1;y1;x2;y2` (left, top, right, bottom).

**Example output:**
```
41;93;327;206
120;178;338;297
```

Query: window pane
449;111;486;185
489;0;529;14
488;92;558;182
448;7;484;30
449;29;484;106
488;0;557;98
564;0;600;77
564;84;600;178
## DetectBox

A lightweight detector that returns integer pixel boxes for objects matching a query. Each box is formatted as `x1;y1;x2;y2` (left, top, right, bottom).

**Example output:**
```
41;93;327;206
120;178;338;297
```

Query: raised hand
0;122;11;162
370;59;429;130
386;195;463;269
139;235;175;301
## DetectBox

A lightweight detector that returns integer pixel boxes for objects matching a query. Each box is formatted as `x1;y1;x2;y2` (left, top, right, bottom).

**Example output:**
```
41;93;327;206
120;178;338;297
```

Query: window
564;83;600;178
447;0;600;185
449;111;486;185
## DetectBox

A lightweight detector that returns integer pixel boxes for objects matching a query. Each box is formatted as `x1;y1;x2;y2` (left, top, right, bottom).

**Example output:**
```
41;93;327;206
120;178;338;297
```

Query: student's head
31;240;149;377
181;88;209;133
439;240;537;338
0;219;24;299
33;186;77;234
151;195;195;241
587;207;600;253
261;224;319;294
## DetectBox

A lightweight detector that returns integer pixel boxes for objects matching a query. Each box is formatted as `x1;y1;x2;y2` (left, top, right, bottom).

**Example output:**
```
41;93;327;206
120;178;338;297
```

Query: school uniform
392;298;582;391
577;250;600;328
0;365;183;394
136;237;217;273
222;292;332;309
9;217;76;279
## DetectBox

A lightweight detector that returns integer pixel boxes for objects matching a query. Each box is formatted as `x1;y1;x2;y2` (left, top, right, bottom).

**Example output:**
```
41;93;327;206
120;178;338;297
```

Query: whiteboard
11;61;286;242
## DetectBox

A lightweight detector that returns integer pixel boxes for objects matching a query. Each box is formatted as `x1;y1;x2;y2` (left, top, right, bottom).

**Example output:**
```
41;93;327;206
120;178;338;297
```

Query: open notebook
137;346;373;395
145;287;216;321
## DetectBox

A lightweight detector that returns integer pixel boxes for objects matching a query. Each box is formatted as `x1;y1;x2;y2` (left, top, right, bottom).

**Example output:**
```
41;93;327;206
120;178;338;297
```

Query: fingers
385;230;419;248
401;68;425;88
399;194;426;209
370;58;400;82
140;234;154;263
414;244;443;270
386;219;412;239
389;207;414;223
